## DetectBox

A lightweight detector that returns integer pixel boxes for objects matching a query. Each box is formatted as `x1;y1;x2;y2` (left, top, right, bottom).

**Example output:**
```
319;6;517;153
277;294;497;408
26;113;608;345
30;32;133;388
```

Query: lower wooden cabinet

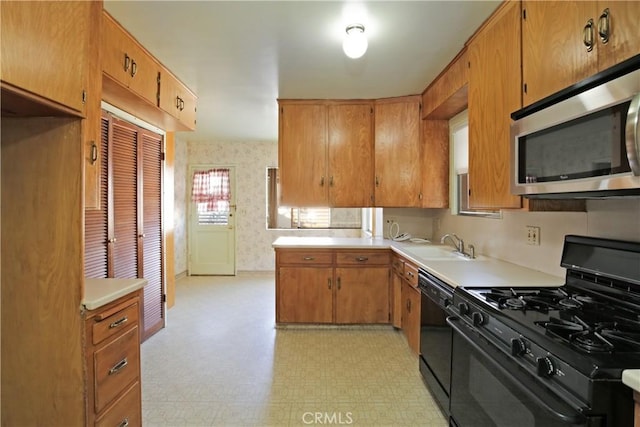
634;390;640;427
402;280;421;354
275;248;390;324
85;291;142;426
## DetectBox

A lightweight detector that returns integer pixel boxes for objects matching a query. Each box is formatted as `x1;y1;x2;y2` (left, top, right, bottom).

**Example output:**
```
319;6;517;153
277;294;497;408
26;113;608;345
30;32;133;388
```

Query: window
191;168;231;225
449;111;500;218
266;168;362;229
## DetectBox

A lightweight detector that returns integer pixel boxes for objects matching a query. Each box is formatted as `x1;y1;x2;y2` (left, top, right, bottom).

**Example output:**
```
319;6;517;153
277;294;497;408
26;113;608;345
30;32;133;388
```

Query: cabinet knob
130;60;137;77
118;419;130;427
90;142;98;164
597;8;610;44
355;256;368;262
320;176;325;186
108;357;128;375
583;19;595;52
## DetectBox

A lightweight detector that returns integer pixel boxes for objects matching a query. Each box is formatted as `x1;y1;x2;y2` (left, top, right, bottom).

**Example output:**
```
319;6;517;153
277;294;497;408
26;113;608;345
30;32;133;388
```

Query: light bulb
342;24;367;59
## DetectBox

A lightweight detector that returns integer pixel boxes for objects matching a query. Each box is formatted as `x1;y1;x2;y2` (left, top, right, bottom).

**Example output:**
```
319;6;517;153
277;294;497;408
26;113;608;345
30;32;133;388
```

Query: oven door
448;317;598;427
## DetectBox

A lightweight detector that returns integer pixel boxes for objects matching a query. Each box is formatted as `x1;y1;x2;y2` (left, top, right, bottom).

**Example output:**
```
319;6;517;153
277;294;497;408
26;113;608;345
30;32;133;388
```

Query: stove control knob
443;298;452;308
536;356;555;377
511;338;527;356
458;302;470;315
472;311;485;326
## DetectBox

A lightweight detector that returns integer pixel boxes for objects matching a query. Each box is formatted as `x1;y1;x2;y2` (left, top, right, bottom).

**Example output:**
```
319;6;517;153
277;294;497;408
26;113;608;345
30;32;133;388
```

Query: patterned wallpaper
173;140;359;275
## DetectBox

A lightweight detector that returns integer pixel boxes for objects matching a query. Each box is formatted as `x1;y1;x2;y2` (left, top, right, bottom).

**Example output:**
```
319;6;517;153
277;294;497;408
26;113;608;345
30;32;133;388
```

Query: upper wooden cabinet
421;48;469;120
421;120;449;208
468;1;522;210
1;1;91;114
158;67;197;130
374;96;422;207
278;100;374;207
102;12;159;106
522;1;640;106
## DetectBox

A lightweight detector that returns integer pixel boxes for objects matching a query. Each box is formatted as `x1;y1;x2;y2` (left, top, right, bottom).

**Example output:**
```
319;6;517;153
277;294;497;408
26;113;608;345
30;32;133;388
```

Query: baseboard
175;270;188;280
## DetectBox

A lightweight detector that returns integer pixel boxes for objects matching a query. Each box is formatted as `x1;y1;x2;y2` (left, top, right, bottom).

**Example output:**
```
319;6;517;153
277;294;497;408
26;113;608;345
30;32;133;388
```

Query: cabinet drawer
278;251;333;265
391;256;405;274
95;381;141;427
404;262;419;288
93;302;139;345
94;326;140;413
336;251;390;266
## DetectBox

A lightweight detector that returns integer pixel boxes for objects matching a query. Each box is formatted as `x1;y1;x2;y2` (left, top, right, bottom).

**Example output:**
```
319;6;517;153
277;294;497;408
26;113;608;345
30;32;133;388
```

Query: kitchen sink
401;245;480;261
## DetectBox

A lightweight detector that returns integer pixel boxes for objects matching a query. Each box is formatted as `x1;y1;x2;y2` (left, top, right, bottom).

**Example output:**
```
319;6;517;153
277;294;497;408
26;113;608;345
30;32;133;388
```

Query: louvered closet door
84;115;110;278
111;118;140;279
140;130;165;340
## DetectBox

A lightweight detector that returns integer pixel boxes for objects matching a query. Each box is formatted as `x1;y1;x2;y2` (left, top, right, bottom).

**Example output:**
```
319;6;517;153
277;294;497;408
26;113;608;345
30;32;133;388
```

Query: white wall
173;140;360;275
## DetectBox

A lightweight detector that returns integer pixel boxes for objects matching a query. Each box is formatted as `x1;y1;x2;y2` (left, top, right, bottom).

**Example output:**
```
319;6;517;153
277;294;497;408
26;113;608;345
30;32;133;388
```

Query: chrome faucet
441;233;464;254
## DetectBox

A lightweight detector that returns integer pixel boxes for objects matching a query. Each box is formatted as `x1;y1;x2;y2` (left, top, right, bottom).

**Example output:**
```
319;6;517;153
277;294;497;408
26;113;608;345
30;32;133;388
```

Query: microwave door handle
626;92;640;176
447;317;587;425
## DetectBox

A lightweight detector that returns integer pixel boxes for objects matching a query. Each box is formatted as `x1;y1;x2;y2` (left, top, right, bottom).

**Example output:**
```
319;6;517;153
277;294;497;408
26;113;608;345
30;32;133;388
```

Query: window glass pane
197;201;229;225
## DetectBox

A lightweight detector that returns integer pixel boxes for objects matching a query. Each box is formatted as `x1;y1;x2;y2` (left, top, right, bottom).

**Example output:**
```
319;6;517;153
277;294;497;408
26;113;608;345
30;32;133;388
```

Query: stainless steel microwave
510;66;640;198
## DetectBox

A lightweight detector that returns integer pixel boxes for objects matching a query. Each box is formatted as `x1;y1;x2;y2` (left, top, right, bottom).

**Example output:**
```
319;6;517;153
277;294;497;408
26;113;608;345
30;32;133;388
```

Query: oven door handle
447;317;587;425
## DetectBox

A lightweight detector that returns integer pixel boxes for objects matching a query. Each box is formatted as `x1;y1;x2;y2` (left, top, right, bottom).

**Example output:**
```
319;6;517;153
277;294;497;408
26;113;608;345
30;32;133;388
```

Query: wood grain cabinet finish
634;391;640;427
391;255;405;328
102;12;159;106
421;48;469;120
85;292;143;427
277;100;374;207
522;1;640;106
421;120;449;208
468;0;522;210
275;249;391;324
374;96;423;207
0;1;90;113
401;258;421;355
158;67;198;130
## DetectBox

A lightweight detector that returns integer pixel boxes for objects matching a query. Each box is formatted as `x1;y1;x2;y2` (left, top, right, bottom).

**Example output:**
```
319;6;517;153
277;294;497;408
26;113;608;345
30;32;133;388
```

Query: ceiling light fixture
342;24;368;59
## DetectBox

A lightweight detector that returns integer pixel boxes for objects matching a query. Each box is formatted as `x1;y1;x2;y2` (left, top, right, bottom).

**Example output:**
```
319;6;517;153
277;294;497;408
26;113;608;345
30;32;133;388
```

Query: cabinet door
278;103;328;206
159;69;197;130
421;120;449;208
335;267;390;324
468;1;522;209
596;2;640;71
1;1;89;112
402;281;421;354
278;267;333;323
328;103;374;207
522;1;598;106
391;268;403;328
374;97;422;207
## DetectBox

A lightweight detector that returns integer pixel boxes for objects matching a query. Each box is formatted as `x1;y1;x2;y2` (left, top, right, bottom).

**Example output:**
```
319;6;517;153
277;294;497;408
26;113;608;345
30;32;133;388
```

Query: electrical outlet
526;226;540;245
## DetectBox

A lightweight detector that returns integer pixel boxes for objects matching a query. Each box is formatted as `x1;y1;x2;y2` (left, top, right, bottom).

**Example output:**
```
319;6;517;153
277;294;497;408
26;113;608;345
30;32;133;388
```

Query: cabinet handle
329;176;334;186
109;316;128;329
406;271;414;279
108;238;117;243
108;358;128;375
139;233;146;238
123;53;131;72
406;298;411;312
583;18;595;52
337;277;341;290
328;278;332;289
90;142;98;165
176;96;181;109
118;418;130;427
130;60;137;77
355;256;368;262
320;176;325;186
375;175;380;187
597;8;610;44
302;256;315;261
180;98;185;111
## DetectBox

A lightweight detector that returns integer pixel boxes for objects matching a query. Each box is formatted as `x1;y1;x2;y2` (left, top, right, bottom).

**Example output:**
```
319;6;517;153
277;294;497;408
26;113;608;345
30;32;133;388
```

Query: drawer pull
109;316;128;329
108;358;128;375
355;256;368;262
303;256;315;261
406;271;414;278
118;418;130;427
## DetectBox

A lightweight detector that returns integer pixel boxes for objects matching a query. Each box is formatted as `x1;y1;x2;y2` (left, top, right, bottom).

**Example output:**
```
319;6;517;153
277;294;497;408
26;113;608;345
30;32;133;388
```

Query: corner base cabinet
85;291;143;427
275;248;390;324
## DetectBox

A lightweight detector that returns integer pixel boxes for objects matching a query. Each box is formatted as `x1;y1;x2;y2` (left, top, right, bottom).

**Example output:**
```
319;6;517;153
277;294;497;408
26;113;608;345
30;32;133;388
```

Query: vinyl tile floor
141;272;448;426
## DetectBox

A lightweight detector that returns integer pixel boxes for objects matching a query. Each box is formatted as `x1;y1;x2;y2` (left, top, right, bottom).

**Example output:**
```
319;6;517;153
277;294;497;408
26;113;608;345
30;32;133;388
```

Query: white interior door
188;165;236;275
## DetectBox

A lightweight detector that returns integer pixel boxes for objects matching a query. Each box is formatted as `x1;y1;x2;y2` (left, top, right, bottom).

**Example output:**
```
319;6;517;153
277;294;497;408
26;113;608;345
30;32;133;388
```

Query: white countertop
84;278;147;310
623;370;640;393
273;236;564;289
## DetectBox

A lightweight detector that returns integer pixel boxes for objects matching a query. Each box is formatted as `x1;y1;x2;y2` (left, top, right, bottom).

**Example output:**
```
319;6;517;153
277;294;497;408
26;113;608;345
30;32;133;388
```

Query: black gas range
447;235;640;427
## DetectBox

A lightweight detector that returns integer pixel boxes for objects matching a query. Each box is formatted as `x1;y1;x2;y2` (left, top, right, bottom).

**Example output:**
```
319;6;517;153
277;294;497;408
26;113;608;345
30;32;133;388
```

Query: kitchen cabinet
374;96;423;207
276;250;334;323
635;391;640;427
85;291;142;427
421;48;469;120
468;0;522;209
421;120;449;208
102;11;159;106
275;249;390;324
0;1;90;114
159;66;197;130
522;1;640;106
277;100;374;207
391;256;405;328
401;259;421;354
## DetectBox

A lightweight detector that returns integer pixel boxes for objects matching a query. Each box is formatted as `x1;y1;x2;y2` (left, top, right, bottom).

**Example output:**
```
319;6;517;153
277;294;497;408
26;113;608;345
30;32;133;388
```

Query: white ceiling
104;1;501;142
